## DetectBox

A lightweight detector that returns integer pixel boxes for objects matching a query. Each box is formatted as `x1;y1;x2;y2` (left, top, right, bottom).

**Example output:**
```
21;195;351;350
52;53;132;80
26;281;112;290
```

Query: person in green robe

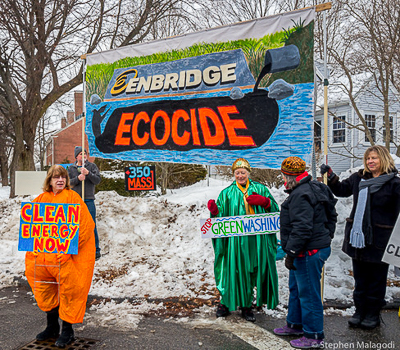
207;158;279;322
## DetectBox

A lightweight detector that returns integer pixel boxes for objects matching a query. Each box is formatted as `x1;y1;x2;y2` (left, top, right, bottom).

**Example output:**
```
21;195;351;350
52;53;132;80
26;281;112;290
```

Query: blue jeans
85;199;100;253
287;247;331;340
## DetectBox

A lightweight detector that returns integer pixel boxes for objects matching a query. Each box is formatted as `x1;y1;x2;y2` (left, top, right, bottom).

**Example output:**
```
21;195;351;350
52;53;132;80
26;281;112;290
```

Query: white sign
382;216;400;267
200;213;280;239
15;171;47;196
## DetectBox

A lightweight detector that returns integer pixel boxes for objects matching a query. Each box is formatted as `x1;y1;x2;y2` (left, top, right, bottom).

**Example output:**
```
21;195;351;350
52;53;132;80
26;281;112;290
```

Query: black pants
352;259;389;311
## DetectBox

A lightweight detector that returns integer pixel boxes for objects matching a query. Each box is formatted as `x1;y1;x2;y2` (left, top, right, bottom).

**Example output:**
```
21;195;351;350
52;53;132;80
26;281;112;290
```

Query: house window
333;116;346;143
365;114;376;142
314;121;321;151
383;115;393;142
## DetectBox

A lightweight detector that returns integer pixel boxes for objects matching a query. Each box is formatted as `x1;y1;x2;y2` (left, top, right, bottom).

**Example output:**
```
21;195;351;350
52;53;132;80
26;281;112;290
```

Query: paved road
1;282;399;350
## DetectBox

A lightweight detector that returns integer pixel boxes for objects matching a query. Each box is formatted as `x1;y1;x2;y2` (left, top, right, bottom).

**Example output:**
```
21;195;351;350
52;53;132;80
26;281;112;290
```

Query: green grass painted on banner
86;22;313;101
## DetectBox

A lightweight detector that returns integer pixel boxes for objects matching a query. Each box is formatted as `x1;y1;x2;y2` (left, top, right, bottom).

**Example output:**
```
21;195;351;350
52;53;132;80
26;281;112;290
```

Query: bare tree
0;115;12;186
0;0;194;197
394;41;400;94
197;0;274;25
156;162;207;195
274;0;318;13
192;0;320;30
326;0;400;152
35;110;61;171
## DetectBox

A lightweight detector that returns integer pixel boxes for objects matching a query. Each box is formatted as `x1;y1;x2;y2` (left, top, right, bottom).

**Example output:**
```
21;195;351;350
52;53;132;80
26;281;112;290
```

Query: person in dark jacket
68;146;102;260
321;145;400;330
274;156;337;349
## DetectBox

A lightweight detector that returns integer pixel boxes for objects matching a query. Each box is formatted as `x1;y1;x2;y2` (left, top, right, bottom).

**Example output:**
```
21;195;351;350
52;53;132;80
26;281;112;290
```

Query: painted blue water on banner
86;83;313;169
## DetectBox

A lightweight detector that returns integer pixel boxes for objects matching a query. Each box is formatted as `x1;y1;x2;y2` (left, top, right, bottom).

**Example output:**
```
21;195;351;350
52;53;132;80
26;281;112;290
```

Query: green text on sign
200;213;280;238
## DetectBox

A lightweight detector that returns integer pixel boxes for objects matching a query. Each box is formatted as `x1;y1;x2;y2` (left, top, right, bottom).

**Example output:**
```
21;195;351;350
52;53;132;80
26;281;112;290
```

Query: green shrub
94;158;207;196
95;177;145;197
61;157;71;164
94;158;139;171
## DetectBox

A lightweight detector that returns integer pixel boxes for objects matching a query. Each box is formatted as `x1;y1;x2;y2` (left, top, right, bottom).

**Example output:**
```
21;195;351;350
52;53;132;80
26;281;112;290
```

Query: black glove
285;255;297;270
320;164;335;181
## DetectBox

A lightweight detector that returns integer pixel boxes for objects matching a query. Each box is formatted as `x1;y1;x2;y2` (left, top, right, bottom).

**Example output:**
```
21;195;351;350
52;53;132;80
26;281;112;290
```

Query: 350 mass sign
125;165;156;191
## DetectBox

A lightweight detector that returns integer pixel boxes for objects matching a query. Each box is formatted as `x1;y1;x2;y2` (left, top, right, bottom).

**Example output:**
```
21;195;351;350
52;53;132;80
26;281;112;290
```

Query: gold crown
232;158;251;173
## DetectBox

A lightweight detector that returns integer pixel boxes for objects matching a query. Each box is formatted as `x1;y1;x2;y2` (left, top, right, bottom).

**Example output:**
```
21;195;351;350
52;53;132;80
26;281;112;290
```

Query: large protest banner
18;202;81;255
85;8;315;169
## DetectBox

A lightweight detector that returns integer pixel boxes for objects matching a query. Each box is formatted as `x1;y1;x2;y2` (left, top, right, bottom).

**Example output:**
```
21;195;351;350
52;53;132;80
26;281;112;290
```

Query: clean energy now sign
200;213;280;239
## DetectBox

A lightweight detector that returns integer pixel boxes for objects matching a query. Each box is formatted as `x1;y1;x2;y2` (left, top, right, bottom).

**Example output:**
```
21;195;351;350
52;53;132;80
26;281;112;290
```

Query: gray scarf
350;172;396;248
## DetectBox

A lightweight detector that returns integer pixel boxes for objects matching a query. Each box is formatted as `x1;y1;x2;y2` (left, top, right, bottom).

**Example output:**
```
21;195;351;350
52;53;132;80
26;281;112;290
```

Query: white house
314;71;400;174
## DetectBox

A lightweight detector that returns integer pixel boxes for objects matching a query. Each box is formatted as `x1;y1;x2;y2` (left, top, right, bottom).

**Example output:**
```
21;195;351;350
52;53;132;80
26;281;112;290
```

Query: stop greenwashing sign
200;212;280;239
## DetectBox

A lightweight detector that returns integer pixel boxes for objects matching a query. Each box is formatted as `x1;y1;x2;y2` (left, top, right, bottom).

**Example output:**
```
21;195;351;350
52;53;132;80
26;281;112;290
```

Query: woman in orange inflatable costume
25;165;95;348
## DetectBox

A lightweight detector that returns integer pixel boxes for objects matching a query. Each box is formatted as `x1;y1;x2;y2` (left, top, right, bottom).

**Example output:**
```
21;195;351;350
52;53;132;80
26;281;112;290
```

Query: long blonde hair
363;145;395;175
43;165;71;192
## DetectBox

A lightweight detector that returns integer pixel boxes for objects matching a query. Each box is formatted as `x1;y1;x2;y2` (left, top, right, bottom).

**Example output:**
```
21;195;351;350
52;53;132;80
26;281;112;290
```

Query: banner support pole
82;58;86;200
321;7;330;302
315;2;331;12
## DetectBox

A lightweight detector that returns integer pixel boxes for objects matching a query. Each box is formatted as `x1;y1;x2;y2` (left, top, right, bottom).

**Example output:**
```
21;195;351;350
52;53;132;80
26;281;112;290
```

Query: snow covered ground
1;175;400;329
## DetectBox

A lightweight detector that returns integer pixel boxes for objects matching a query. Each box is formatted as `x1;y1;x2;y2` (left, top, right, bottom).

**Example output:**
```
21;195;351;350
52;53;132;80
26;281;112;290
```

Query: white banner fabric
86;8;315;66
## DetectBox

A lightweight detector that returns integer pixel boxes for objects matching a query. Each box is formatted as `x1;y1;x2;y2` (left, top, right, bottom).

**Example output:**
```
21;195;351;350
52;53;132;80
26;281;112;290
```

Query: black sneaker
241;307;256;322
95;251;101;260
216;303;230;318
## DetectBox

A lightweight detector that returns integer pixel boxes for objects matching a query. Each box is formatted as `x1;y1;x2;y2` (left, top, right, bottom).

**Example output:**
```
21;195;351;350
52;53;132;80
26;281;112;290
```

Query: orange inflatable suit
25;189;95;324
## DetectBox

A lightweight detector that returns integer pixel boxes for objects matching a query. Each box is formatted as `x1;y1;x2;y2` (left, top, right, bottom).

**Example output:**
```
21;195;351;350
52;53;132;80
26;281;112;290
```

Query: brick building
45;91;95;166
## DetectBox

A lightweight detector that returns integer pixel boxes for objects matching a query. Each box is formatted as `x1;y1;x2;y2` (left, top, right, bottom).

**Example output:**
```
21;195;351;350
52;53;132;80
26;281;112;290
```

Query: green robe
212;179;279;311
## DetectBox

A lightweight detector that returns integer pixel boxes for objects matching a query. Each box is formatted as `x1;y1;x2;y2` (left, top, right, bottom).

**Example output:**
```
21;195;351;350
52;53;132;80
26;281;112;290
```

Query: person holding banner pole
68;146;102;260
25;165;96;348
207;158;280;322
273;156;337;349
321;145;400;330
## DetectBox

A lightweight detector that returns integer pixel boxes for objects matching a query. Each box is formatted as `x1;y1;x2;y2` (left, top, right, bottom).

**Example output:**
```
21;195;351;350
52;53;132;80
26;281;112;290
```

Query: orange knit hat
281;156;306;176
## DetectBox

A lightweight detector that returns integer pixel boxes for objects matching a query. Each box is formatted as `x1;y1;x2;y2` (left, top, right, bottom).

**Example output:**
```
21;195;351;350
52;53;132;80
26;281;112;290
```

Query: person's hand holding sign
57;252;71;264
207;200;219;216
246;192;271;209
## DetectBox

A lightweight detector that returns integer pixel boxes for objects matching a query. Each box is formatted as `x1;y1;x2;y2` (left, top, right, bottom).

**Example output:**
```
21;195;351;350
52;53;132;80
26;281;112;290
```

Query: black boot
360;309;381;330
55;321;75;348
348;294;366;328
348;310;363;328
241;307;256;322
360;298;383;330
36;307;60;341
216;303;230;317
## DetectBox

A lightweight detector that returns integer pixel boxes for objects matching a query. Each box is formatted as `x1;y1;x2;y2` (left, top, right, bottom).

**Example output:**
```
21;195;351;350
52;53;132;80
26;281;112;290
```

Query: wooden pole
315;2;332;12
81;59;86;200
321;9;330;301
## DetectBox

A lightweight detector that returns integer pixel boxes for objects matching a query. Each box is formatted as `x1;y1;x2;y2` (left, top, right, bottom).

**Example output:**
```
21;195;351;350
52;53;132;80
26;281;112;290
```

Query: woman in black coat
321;145;400;330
